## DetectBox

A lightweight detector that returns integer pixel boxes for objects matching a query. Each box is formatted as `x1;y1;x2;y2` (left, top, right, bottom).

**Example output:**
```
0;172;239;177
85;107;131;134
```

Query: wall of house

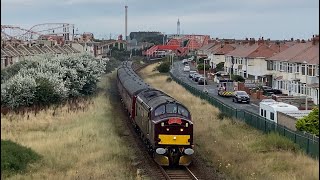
246;58;268;77
209;54;225;68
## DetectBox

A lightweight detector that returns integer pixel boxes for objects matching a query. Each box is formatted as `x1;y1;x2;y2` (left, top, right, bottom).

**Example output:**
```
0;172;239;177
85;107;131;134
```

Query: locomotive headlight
161;122;164;127
156;148;166;155
186;123;188;127
180;128;184;132
184;148;194;155
166;128;169;131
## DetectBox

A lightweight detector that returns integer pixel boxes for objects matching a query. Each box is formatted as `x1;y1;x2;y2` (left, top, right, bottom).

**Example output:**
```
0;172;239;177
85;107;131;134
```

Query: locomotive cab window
155;105;165;116
166;104;177;113
178;105;189;117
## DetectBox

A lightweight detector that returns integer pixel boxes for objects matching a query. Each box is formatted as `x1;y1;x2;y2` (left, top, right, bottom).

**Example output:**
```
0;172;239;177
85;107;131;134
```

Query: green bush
35;77;61;105
296;107;319;136
215;62;225;72
1;140;41;177
197;63;210;71
231;75;245;82
156;61;171;73
198;57;205;64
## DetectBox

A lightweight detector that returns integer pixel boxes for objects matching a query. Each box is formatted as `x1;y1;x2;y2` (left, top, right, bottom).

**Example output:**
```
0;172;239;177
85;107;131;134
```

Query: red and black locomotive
116;61;194;166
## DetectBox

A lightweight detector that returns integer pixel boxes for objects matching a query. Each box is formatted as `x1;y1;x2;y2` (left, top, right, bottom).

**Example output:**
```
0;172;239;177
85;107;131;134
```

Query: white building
266;37;319;105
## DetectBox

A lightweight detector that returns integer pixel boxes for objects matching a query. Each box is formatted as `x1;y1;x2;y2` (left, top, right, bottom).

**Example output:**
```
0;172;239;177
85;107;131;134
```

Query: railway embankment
139;63;319;180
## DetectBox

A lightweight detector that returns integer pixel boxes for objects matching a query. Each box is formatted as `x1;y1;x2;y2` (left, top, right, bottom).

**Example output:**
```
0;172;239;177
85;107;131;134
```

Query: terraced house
1;42;81;68
224;38;290;82
266;35;319;105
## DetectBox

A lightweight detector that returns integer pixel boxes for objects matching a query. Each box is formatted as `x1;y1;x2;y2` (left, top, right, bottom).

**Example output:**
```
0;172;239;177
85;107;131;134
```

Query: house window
296;64;300;73
283;62;288;72
260;109;263;116
270;112;274;121
264;110;266;118
267;61;273;70
279;62;283;71
288;64;293;73
308;65;315;76
273;61;277;70
302;65;306;75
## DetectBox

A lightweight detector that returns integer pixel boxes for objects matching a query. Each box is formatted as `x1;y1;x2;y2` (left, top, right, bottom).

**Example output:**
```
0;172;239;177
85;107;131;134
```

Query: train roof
117;61;150;95
118;61;184;111
137;89;177;110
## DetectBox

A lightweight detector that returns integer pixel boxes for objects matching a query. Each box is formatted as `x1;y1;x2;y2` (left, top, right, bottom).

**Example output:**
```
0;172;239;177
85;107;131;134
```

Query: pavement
170;61;260;115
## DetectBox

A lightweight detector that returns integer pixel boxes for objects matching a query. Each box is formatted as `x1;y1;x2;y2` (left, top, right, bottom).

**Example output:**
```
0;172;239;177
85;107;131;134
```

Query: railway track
159;166;201;180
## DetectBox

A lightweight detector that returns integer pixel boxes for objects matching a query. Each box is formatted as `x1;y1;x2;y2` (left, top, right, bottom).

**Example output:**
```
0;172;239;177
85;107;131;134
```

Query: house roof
226;43;259;57
198;42;216;51
268;43;289;53
289;44;319;64
207;43;222;53
1;49;8;57
267;42;313;61
213;44;236;55
41;45;56;53
246;44;278;58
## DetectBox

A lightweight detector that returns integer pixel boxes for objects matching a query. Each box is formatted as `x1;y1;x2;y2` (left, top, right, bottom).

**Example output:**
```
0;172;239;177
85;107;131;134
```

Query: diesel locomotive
116;61;194;166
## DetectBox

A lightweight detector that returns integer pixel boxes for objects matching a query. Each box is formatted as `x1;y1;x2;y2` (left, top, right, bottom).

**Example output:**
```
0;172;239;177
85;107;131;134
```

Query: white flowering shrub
1;73;37;108
1;53;107;108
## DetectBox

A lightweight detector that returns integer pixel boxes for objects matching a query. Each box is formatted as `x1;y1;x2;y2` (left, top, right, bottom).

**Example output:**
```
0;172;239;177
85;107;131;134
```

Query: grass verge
1;72;137;180
139;63;319;180
1;140;41;178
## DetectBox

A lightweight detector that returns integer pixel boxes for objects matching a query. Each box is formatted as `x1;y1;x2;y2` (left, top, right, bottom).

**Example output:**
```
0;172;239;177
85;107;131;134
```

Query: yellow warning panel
158;134;190;145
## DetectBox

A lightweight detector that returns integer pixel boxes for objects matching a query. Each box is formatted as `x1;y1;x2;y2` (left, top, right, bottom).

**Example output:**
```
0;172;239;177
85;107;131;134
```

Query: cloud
1;0;128;7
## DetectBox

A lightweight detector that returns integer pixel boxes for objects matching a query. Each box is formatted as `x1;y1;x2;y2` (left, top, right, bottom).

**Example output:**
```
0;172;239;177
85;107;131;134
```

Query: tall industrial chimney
125;5;128;41
177;19;180;35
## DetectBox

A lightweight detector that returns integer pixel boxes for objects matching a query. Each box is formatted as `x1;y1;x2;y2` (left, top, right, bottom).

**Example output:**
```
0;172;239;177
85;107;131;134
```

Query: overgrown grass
1;140;41;178
139;64;319;180
1;72;137;180
251;132;300;153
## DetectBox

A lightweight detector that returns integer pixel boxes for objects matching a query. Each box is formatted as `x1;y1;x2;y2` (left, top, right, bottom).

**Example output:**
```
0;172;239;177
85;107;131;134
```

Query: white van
259;99;299;123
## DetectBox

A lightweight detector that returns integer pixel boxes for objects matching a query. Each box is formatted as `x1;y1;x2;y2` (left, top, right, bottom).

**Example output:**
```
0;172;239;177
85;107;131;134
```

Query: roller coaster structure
1;23;75;42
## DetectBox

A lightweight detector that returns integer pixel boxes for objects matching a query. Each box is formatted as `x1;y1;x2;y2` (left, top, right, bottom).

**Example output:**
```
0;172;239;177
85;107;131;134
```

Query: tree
296;107;319;136
197;63;210;71
215;62;225;72
157;61;171;73
231;75;245;82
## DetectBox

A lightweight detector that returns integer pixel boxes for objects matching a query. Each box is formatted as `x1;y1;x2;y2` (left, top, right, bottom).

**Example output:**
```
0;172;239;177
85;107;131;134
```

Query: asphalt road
170;61;260;114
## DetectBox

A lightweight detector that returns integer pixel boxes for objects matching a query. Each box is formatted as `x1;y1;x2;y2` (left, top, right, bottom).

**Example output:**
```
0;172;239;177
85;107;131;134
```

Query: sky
1;0;319;40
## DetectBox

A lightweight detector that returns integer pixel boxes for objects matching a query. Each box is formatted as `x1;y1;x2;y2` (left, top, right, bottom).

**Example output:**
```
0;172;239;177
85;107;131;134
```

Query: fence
169;72;319;159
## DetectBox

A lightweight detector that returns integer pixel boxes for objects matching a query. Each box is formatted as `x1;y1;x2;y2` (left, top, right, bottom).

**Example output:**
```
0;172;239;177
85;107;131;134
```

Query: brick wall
277;112;297;131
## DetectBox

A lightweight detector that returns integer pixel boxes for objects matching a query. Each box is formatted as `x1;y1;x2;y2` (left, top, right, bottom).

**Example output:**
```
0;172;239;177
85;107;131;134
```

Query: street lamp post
203;59;208;92
303;61;308;110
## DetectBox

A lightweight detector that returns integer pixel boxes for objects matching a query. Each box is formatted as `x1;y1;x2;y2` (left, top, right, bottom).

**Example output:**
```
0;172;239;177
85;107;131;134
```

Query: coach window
178;105;189;117
270;112;274;121
166;104;177;113
155;105;165;116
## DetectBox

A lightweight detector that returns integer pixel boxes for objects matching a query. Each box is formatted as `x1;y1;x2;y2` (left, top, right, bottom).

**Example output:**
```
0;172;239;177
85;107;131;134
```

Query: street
170;60;260;114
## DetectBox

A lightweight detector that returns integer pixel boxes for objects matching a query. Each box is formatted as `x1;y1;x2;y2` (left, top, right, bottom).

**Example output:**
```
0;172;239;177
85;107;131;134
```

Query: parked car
261;86;282;95
189;71;197;78
192;74;202;82
233;91;250;103
184;65;191;72
198;77;208;85
182;59;188;64
194;75;203;82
